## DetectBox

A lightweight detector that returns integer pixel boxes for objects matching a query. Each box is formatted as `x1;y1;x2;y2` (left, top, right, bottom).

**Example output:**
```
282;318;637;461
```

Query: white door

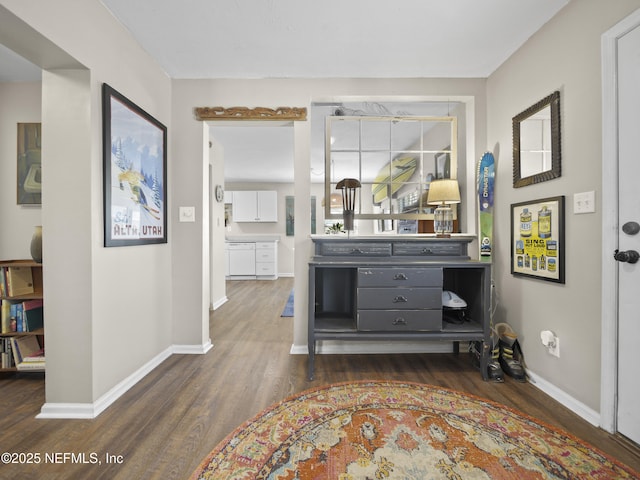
616;22;640;445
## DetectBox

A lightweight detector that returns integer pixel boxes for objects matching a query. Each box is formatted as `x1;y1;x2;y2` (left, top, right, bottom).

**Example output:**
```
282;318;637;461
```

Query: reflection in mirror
310;101;467;235
513;91;561;187
325;116;457;223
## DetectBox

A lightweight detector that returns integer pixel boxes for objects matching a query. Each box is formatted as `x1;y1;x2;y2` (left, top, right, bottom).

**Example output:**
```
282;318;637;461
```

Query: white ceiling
2;0;569;182
100;0;568;79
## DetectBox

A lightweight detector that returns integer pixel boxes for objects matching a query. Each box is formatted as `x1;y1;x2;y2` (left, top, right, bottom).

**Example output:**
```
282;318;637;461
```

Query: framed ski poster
510;196;565;283
102;84;167;247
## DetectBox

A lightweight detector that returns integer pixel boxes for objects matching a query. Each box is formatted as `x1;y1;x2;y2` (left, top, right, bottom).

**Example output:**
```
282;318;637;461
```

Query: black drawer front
358;267;442;287
358;310;442;331
393;242;465;257
357;287;441;309
319;242;392;257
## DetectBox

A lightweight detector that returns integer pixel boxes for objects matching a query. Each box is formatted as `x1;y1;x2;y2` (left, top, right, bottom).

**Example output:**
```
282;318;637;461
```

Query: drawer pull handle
393;273;408;280
393;295;408;303
421;248;433;254
351;248;364;254
392;317;407;325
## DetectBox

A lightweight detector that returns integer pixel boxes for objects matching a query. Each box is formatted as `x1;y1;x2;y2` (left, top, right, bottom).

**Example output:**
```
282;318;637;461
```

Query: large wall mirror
513;91;561;188
324;115;458;222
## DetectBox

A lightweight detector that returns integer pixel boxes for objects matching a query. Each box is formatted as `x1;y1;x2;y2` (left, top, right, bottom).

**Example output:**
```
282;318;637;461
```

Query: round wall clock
215;185;224;203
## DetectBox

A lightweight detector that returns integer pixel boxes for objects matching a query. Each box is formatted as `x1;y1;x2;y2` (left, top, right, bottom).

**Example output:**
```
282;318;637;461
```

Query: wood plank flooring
0;278;638;479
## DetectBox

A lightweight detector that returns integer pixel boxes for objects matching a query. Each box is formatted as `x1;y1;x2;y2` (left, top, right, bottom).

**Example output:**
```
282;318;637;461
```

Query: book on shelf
16;362;45;371
9;336;44;371
0;267;6;297
1;299;10;333
22;299;43;331
9;335;43;366
1;337;14;369
5;266;35;297
11;303;24;332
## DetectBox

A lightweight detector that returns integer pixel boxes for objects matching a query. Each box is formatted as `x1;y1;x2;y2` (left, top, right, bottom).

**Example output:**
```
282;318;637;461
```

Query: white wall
0;82;42;257
486;0;640;413
1;0;174;413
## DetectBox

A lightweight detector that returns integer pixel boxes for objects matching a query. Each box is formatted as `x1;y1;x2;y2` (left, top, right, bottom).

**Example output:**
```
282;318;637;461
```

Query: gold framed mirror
512;91;561;188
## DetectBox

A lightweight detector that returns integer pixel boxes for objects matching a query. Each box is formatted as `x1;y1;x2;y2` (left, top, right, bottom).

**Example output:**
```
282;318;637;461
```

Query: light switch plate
574;191;595;214
179;206;195;222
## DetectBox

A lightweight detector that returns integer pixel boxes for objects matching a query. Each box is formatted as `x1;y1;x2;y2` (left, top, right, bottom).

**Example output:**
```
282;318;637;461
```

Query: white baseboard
290;341;456;355
526;369;600;427
37;341;213;419
173;340;213;355
211;296;228;310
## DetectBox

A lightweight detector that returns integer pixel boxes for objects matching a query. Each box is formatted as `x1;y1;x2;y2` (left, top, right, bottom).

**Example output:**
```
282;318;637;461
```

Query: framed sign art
511;196;565;283
102;84;167;247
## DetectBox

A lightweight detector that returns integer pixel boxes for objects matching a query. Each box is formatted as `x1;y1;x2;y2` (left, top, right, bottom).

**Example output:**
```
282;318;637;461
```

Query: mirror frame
512;91;561;188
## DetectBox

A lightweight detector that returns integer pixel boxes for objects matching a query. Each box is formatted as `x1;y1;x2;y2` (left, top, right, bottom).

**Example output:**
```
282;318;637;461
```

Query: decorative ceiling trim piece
195;106;307;121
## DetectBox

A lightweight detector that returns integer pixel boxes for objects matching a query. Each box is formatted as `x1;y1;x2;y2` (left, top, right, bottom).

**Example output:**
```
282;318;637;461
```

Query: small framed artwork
17;123;42;205
511;196;565;283
285;196;316;236
102;84;167;247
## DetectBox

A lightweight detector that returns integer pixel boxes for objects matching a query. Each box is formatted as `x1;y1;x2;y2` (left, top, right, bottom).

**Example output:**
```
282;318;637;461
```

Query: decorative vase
30;226;42;263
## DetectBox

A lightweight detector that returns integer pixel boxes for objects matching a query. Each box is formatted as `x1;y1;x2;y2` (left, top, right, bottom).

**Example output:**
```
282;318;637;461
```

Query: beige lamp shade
427;179;461;205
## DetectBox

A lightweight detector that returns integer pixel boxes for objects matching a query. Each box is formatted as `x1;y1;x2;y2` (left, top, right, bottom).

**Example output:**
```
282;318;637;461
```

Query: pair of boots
470;323;526;382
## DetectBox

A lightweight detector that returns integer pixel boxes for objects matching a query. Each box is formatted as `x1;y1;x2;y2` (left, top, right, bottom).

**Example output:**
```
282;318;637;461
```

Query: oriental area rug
190;381;637;479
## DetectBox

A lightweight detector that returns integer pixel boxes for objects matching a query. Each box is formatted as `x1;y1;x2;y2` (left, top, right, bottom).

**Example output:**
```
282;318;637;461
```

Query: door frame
600;7;640;434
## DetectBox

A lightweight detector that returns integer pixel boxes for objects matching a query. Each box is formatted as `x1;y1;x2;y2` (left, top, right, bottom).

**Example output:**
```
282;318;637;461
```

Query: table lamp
427;179;460;236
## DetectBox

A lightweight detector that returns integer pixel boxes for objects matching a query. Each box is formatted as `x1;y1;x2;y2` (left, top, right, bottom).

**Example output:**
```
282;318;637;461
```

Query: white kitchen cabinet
232;191;277;222
255;242;278;278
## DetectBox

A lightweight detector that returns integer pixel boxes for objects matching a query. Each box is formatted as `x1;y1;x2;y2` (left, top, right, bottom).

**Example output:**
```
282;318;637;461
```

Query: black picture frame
511;196;565;283
102;84;167;247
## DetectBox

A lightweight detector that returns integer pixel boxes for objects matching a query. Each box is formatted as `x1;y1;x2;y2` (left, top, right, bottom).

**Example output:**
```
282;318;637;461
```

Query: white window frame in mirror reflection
324;115;458;223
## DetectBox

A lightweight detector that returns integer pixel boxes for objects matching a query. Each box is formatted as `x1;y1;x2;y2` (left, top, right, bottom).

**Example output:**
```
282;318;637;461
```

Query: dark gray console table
307;236;491;380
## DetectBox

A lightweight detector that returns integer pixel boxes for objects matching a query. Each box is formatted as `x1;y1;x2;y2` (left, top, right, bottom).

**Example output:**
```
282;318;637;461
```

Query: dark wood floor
0;278;638;479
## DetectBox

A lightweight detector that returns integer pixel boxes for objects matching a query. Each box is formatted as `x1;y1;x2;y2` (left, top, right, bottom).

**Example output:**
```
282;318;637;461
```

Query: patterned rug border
190;380;638;479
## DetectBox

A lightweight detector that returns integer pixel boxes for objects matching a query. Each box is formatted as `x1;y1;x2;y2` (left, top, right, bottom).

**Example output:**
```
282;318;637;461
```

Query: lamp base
343;210;355;231
434;205;454;236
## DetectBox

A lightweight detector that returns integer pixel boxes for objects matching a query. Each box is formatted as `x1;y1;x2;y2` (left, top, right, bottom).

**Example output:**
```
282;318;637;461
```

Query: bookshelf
0;260;45;373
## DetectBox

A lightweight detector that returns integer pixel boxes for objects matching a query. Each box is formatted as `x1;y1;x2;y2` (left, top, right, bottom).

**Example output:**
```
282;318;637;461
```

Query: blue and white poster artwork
103;84;167;247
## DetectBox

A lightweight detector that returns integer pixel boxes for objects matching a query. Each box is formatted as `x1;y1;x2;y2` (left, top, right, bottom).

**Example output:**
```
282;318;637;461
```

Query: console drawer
357;287;441;309
393;242;467;257
319;242;391;257
358;267;442;287
357;310;442;331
